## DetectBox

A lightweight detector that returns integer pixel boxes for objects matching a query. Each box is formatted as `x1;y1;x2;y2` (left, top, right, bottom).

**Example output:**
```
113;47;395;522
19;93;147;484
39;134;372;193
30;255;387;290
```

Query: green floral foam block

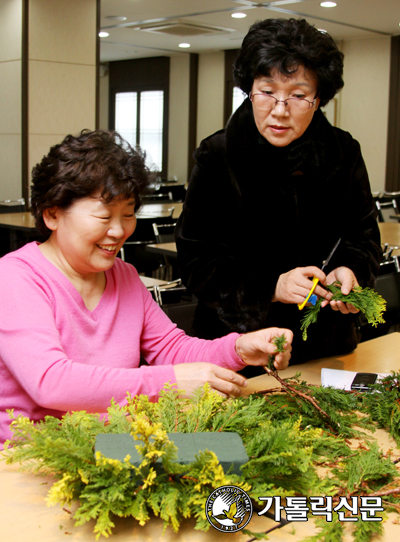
95;432;248;475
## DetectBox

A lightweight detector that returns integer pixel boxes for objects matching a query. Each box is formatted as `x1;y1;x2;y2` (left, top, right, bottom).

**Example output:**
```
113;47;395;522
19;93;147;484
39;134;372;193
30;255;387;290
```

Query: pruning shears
298;238;341;311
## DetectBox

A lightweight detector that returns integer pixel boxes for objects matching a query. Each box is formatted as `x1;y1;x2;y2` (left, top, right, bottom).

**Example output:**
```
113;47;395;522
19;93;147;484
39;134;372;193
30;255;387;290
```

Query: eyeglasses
249;92;317;114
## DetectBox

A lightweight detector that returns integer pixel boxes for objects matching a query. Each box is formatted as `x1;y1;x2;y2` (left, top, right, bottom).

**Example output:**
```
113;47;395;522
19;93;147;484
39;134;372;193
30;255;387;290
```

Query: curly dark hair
233;18;344;107
30;129;150;236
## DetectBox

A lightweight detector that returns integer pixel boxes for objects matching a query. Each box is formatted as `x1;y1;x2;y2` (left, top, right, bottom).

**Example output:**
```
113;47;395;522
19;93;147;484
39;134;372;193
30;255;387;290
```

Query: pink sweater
0;243;245;447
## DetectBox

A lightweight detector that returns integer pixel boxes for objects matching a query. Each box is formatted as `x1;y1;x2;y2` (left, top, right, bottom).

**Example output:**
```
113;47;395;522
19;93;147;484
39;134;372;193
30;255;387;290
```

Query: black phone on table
351;372;378;391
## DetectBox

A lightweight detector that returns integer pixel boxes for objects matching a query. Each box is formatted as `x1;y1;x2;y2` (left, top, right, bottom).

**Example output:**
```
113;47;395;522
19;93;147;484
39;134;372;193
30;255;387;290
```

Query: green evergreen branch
301;281;387;340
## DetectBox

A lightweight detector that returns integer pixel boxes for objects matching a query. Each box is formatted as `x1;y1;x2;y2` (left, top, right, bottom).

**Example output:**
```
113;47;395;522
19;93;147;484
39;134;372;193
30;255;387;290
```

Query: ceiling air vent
134;19;234;37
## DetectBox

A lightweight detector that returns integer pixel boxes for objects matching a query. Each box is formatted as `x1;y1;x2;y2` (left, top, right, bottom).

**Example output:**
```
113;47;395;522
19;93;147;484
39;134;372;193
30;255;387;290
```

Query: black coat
175;99;382;365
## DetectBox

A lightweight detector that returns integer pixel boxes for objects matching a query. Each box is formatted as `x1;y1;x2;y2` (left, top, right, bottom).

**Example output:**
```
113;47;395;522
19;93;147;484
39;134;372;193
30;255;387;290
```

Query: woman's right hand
273;266;331;305
173;362;248;398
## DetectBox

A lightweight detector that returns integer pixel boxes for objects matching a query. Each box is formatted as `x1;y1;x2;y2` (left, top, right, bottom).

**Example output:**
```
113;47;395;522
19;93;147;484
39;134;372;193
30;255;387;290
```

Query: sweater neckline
31;242;114;317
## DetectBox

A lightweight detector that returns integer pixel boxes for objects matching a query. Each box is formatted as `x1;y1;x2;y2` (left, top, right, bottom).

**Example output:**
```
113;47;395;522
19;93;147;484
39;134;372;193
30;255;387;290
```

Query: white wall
28;0;97;177
339;37;391;193
0;0;23;200
99;40;392;190
168;55;190;182
196;51;225;146
99;65;109;130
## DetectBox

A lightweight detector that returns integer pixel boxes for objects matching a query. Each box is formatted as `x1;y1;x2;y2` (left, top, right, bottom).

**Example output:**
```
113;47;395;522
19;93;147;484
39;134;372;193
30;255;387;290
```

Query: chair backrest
375;192;400;222
141;192;173;203
121;215;175;274
127;215;175;244
151;279;185;305
0;199;26;214
152;222;177;244
357;267;400;342
376;271;400;319
161;301;198;336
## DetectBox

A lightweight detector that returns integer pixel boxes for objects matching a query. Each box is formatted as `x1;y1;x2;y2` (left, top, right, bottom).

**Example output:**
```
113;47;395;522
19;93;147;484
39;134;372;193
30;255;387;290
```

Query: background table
245;331;400;392
0;212;38;252
136;202;182;219
0;212;35;231
146;241;177;258
379;221;400;256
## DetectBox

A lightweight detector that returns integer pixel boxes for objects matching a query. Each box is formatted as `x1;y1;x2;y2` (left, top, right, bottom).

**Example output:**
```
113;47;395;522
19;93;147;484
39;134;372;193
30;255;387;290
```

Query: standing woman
175;18;382;367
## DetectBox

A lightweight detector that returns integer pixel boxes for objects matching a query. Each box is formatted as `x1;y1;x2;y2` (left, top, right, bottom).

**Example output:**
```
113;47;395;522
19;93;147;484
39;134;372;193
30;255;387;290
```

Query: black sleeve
326;136;382;288
175;136;279;334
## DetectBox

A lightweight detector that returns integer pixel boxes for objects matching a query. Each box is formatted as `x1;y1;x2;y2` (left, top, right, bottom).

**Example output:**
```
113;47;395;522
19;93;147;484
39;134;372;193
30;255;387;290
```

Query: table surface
0;211;36;231
245;331;400;393
139;275;173;287
1;333;400;541
136;202;182;219
146;241;177;257
379;221;400;255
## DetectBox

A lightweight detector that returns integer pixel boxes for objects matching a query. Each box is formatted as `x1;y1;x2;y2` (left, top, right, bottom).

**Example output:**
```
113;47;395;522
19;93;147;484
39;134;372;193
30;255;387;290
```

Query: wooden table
0;211;36;231
139;275;172;288
1;334;400;541
245;332;400;392
379;221;400;255
0;212;38;251
146;241;177;258
137;202;182;219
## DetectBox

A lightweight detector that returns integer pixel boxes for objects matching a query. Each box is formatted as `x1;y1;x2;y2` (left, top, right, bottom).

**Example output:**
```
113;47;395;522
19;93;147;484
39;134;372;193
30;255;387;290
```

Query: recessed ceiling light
232;12;247;19
179;43;191;48
99;32;109;38
320;1;337;7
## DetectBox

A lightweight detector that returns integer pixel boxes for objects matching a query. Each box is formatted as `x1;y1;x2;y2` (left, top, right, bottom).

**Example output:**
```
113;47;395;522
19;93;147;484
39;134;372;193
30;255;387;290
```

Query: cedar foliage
3;374;400;541
301;282;386;340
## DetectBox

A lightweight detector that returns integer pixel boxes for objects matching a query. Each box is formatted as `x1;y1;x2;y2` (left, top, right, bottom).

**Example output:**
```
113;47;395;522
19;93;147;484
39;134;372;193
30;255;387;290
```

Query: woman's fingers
173;362;247;398
235;328;293;369
274;267;328;304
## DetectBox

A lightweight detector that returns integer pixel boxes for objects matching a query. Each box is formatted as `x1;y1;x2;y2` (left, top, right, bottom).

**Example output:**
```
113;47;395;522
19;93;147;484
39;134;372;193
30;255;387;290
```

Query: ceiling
100;0;400;63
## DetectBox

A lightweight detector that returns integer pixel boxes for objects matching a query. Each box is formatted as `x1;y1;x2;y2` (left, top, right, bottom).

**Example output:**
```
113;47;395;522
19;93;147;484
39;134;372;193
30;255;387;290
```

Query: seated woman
0;130;292;448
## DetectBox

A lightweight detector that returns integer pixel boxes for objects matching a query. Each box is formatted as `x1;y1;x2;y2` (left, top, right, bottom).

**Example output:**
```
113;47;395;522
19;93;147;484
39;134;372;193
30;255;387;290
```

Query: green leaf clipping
267;333;287;370
301;281;386;340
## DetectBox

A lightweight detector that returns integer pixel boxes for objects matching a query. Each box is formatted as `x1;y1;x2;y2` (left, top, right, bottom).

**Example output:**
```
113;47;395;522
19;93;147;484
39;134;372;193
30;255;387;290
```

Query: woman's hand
173;362;248;398
322;266;360;314
273;266;331;305
172;327;292;397
235;327;293;370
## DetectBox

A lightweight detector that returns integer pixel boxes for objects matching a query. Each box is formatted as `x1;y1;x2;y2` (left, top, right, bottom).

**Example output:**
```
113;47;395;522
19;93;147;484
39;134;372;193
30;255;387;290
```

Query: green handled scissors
298;238;341;311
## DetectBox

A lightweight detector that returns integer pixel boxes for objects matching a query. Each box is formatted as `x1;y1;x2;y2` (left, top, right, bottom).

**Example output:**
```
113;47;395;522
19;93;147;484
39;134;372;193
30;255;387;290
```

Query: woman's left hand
321;266;360;314
235;327;293;371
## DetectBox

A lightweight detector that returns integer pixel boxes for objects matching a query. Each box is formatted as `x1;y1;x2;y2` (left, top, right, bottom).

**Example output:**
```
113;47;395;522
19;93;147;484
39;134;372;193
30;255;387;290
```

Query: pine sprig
267;333;287;370
301;281;386;340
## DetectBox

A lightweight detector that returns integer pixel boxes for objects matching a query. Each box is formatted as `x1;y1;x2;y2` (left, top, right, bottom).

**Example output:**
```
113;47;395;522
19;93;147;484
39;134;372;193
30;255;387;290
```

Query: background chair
120;209;175;277
379;245;400;274
357;260;400;342
0;199;26;214
0;199;28;256
141;192;173;203
150;279;197;336
152;222;177;244
152;222;178;281
375;191;400;222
